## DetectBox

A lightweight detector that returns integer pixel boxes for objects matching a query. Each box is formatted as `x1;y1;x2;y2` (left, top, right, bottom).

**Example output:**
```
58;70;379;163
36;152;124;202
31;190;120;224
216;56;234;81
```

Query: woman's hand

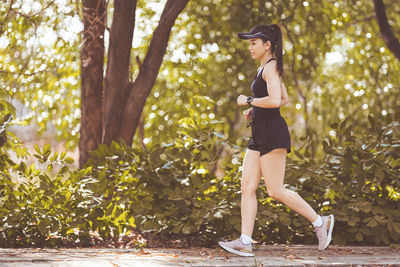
237;94;248;106
243;108;253;121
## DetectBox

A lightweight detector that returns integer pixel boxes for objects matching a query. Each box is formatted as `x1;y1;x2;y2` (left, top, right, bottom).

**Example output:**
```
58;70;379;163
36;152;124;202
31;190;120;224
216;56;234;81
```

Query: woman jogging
218;24;334;257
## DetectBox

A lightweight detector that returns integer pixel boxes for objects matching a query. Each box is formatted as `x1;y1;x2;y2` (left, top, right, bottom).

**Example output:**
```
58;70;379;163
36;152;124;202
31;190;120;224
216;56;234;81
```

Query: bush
0;142;137;247
84;112;233;246
321;115;400;245
0;111;399;247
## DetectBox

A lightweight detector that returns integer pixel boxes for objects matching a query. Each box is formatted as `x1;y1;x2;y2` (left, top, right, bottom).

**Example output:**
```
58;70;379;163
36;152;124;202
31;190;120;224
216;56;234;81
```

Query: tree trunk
373;0;400;60
101;0;137;146
119;0;189;145
79;0;106;167
79;0;190;167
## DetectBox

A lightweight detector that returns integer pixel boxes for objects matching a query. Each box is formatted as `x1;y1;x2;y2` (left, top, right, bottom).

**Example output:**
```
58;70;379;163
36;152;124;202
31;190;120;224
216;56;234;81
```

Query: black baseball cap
237;24;274;40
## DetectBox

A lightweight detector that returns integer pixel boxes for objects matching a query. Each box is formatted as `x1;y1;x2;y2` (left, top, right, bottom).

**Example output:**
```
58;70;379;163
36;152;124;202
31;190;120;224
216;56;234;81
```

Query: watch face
247;97;253;105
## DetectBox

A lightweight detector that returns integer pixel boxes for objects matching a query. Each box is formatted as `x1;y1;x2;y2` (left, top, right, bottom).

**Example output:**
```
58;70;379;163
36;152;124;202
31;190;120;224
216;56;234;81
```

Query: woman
218;24;334;257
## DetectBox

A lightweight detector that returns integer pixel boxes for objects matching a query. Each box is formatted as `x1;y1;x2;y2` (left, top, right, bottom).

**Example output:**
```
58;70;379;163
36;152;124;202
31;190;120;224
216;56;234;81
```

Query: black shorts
247;115;291;156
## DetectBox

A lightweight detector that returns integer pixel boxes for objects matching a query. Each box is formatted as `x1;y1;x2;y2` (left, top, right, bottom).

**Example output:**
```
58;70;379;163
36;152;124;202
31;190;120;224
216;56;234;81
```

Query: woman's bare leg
241;148;262;237
259;148;318;223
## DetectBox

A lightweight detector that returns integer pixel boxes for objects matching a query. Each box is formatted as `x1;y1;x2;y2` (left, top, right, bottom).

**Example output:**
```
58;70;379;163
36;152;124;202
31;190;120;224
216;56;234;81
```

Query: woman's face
248;38;270;60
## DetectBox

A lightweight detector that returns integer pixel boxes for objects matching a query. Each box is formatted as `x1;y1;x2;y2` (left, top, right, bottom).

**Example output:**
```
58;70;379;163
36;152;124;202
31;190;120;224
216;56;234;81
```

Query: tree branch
280;23;305;101
373;0;400;60
119;0;190;145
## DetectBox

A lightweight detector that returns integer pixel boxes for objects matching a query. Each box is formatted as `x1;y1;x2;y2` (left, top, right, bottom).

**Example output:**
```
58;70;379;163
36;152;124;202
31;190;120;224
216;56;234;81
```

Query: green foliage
1;0;81;149
322;114;400;245
85;107;230;246
0;113;12;148
1;0;400;248
3;0;399;155
1;109;399;247
0;141;139;247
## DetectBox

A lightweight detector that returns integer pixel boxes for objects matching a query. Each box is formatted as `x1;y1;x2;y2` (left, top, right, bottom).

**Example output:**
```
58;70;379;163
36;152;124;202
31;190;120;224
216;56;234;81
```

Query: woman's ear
264;40;271;50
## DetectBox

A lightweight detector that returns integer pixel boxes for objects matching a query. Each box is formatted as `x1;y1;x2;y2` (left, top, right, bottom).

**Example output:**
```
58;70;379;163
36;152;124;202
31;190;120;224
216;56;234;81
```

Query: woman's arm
279;80;289;106
236;62;289;108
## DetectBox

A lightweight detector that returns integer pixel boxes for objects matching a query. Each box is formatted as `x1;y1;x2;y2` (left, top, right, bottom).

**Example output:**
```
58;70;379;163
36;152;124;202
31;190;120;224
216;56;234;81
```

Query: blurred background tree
1;0;399;166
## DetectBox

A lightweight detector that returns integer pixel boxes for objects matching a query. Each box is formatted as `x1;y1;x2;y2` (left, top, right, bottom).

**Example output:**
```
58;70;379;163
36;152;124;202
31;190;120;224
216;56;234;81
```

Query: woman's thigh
241;148;263;191
259;148;287;193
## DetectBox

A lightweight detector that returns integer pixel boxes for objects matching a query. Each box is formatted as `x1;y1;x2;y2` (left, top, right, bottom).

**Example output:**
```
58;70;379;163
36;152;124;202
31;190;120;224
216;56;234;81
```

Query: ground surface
1;245;400;266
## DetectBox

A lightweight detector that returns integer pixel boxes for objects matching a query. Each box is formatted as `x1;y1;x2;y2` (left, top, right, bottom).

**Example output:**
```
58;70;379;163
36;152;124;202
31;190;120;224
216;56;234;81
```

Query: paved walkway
0;245;399;266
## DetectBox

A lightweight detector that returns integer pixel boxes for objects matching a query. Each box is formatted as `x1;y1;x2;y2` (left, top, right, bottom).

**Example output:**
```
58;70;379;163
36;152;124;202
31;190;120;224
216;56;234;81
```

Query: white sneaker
218;237;254;257
315;214;335;250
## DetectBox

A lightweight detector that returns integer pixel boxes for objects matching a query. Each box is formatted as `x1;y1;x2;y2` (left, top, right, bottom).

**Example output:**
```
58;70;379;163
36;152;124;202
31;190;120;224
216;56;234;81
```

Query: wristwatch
246;96;253;106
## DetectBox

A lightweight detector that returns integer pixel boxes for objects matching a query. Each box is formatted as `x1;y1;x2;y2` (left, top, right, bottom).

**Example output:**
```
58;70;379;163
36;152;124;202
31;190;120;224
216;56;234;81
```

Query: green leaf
368;114;375;128
64;157;74;164
355;232;363;241
172;224;182;234
34;144;41;154
43;144;51;154
19;162;27;174
182;225;192;234
366;218;378;228
330;122;338;129
393;223;400;234
38;218;50;235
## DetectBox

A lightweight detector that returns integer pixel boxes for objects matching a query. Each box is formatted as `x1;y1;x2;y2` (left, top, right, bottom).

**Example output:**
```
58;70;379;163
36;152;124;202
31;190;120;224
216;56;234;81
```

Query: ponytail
269;24;284;78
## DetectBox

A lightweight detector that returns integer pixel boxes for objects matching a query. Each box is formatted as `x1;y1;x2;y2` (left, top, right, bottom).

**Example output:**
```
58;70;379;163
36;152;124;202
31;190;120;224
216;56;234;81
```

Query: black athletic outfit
247;58;291;156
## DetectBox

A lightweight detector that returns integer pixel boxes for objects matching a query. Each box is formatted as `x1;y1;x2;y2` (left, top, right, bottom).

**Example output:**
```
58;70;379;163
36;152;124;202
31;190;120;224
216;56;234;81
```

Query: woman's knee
267;187;285;201
241;178;258;195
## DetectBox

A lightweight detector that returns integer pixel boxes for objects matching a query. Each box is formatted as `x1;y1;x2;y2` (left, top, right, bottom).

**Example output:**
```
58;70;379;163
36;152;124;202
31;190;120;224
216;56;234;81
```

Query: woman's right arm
280;80;289;106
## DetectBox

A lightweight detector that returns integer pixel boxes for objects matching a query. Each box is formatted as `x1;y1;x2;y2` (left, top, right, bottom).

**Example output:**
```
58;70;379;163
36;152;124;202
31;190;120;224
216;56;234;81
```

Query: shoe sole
322;214;335;250
218;241;254;257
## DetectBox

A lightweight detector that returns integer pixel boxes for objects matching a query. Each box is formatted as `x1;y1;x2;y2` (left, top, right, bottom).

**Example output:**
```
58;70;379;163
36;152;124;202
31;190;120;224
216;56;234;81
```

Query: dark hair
260;24;284;78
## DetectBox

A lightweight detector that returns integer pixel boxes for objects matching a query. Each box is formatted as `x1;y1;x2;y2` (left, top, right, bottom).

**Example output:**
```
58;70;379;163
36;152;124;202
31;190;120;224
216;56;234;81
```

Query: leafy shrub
0;111;137;247
321;115;400;245
82;112;400;246
0;111;399;247
85;110;232;246
0;142;128;247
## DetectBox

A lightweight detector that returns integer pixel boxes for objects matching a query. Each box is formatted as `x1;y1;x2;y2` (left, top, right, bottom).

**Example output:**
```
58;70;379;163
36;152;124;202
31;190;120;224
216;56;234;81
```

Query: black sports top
250;58;281;120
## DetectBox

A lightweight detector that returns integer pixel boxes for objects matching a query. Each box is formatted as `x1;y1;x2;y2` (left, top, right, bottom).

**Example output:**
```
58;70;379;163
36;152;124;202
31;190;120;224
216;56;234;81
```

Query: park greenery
1;0;399;248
